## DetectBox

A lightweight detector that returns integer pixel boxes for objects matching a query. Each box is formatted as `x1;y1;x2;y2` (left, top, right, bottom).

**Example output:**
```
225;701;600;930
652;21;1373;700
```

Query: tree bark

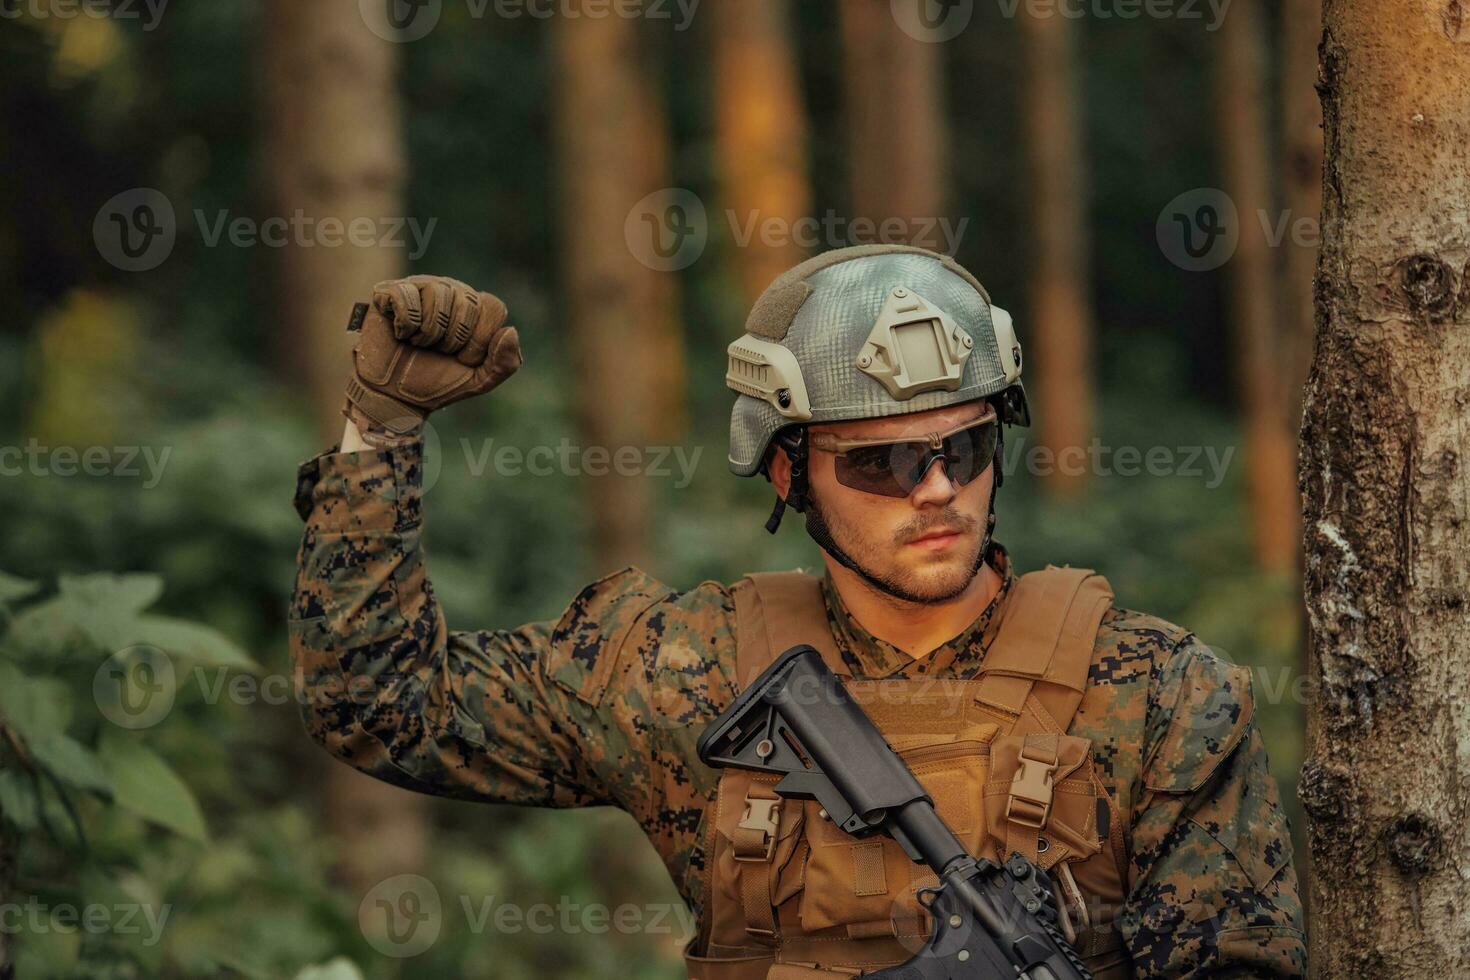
1217;0;1302;573
1300;3;1470;976
1283;0;1324;431
839;0;947;236
712;0;812;305
1019;7;1094;498
553;3;683;570
260;0;428;897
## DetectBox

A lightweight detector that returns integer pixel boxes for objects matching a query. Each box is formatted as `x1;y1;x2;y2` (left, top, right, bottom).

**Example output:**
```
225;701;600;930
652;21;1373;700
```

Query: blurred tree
259;0;428;903
552;3;686;570
1216;0;1300;572
712;0;812;305
1282;0;1323;434
1300;1;1470;973
633;46;690;448
1018;7;1095;498
838;0;946;235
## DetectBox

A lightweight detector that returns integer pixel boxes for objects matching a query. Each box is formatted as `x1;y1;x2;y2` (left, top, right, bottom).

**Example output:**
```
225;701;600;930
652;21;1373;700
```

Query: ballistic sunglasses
808;410;1000;498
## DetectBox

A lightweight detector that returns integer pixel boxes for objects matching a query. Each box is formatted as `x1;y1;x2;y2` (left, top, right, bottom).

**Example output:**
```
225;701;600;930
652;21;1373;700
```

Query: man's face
774;400;997;603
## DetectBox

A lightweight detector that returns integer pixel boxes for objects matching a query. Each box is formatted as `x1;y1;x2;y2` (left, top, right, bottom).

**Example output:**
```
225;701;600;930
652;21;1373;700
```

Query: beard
806;494;988;605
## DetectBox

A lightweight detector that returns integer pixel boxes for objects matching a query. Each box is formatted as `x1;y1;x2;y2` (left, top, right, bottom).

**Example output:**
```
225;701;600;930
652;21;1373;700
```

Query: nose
909;454;958;505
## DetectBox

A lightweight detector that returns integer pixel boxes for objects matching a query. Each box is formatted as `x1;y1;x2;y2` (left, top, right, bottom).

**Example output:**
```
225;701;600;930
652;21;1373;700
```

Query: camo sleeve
1122;637;1307;977
288;440;735;825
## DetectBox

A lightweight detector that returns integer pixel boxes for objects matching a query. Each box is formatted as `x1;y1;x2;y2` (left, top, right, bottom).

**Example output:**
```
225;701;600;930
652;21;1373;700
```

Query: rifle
697;645;1092;980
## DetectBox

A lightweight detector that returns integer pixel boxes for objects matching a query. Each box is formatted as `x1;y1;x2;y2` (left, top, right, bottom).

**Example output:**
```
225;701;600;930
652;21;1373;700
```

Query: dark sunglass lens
945;422;998;486
835;444;908;496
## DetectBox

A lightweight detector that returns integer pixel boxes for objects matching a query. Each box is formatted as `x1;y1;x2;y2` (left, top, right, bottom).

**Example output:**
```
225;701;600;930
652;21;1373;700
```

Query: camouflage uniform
291;439;1307;977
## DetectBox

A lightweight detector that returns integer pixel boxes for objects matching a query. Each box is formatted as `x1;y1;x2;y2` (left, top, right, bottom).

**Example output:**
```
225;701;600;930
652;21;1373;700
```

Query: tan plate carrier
686;566;1132;980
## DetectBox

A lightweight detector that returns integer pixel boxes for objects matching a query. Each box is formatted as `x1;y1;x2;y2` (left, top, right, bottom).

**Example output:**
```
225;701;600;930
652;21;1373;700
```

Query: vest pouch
982;733;1104;870
796;738;992;936
714;777;808;944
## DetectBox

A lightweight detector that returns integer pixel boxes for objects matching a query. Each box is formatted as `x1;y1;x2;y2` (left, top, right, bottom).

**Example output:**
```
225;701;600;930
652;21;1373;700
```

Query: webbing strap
732;571;847;690
976;566;1114;734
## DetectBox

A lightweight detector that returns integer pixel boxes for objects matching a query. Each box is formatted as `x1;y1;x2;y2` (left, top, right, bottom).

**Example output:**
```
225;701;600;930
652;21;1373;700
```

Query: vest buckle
1006;744;1058;830
734;796;782;861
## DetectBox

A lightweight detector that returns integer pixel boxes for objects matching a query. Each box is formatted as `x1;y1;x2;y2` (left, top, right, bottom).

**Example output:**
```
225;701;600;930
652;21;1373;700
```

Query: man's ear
768;444;791;501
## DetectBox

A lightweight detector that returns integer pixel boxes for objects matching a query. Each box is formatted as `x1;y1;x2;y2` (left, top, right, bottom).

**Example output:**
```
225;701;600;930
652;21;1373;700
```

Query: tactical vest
685;567;1132;980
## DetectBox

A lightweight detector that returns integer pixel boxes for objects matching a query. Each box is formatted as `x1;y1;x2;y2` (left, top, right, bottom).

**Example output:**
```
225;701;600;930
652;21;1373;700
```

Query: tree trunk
1019;8;1094;498
839;0;946;237
1216;0;1301;573
1299;3;1470;976
1282;0;1324;431
260;0;428;897
553;3;683;570
712;0;812;305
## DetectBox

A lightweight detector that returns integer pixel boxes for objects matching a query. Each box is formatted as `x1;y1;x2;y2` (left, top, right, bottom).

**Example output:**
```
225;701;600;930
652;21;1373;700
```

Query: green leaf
0;661;73;741
0;768;40;831
8;573;166;658
0;571;40;604
28;733;111;795
132;615;260;672
98;731;207;841
58;572;165;614
294;958;367;980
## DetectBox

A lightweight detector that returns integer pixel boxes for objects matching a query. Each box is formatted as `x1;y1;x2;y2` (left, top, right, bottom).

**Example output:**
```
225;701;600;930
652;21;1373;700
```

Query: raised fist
343;275;522;444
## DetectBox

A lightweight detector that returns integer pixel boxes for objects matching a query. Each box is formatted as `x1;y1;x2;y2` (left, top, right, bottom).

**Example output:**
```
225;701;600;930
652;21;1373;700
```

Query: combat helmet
725;244;1029;586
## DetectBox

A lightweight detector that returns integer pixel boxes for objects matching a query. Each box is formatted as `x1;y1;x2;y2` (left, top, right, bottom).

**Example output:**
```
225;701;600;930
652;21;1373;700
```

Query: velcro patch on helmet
745;281;814;340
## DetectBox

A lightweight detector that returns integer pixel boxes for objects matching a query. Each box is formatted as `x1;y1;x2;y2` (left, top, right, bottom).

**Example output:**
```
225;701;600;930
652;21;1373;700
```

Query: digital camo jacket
290;441;1307;977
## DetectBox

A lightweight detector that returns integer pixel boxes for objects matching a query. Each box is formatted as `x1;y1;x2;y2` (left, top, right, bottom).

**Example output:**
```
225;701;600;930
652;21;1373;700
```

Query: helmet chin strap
765;420;1003;605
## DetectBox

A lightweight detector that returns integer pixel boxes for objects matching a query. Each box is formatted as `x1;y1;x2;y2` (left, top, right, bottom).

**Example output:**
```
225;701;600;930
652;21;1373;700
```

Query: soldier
291;245;1307;978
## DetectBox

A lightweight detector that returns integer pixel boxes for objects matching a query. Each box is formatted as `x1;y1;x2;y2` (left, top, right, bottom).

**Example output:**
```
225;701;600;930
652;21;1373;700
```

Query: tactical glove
343;275;522;446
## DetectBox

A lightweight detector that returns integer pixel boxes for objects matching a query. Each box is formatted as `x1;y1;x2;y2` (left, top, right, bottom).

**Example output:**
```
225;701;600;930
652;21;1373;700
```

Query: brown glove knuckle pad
416;280;455;347
440;289;480;354
397;350;477;403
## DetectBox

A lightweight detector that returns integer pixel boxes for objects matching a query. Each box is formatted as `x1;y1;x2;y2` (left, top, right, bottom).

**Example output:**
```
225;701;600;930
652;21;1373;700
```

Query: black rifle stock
697;645;1092;980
